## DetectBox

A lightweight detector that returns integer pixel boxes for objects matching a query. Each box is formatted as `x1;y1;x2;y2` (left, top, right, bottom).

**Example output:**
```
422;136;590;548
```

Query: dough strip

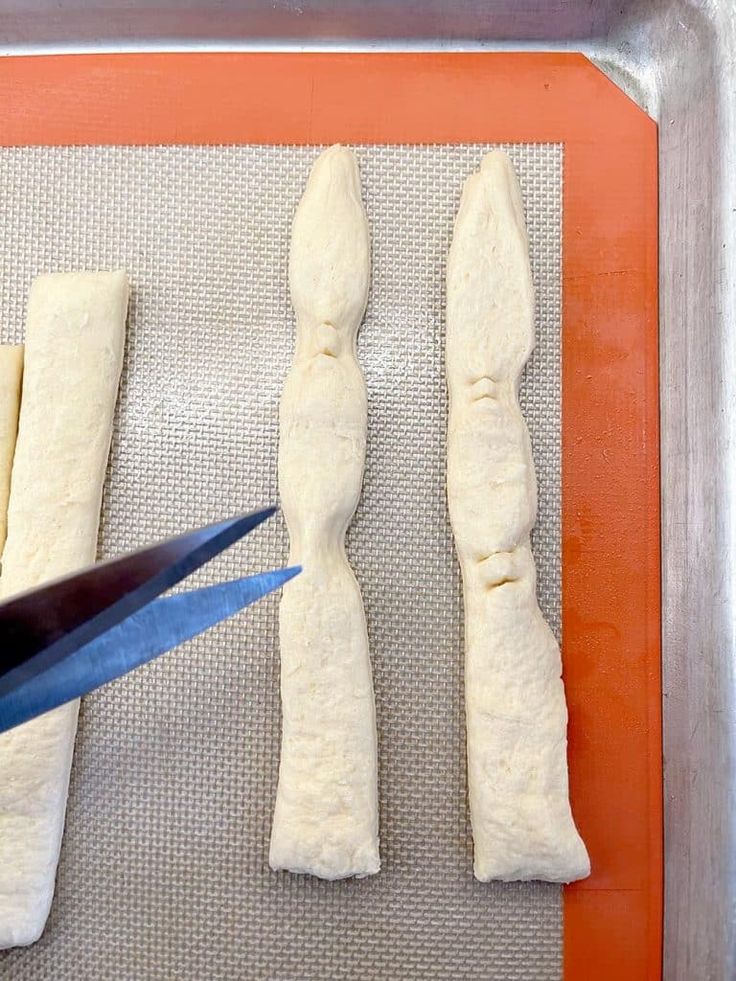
270;146;379;879
0;272;128;946
446;152;589;882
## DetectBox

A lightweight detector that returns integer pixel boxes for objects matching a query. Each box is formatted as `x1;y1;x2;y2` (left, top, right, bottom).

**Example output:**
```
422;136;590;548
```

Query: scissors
0;507;298;734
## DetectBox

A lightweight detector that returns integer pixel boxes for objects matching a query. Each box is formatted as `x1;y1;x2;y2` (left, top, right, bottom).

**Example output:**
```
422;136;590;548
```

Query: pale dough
0;271;128;947
0;344;23;556
446;152;589;882
269;146;379;879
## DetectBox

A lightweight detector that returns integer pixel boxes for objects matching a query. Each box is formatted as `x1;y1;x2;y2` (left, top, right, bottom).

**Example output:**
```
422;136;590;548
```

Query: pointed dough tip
480;148;513;174
307;145;362;204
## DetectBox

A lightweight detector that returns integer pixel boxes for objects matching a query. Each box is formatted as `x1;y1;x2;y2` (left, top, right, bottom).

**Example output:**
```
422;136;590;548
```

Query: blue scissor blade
0;565;299;734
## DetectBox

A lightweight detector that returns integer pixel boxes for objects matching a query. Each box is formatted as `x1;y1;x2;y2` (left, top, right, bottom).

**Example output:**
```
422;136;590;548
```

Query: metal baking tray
0;2;732;978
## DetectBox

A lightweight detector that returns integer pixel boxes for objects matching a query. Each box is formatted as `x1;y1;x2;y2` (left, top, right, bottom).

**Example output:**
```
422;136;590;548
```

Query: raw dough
0;271;128;947
270;146;379;879
446;151;589;882
0;345;23;556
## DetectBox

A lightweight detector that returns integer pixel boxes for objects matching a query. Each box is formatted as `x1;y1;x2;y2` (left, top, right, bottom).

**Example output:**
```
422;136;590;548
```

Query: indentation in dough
314;321;341;359
476;549;524;590
470;376;500;402
485;577;518;591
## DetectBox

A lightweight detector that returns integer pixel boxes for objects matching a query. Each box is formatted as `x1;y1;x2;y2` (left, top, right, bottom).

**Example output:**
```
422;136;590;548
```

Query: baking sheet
0;142;562;980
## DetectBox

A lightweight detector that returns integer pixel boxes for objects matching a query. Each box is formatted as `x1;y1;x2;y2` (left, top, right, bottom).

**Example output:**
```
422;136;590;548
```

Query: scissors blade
0;506;276;693
0;564;299;733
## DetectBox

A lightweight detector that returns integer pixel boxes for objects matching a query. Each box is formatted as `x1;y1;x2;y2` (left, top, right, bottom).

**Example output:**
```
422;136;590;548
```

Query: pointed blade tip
236;504;278;532
263;564;300;590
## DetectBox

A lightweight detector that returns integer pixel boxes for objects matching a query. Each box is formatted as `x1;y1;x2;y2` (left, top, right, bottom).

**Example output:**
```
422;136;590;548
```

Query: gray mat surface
0;143;562;980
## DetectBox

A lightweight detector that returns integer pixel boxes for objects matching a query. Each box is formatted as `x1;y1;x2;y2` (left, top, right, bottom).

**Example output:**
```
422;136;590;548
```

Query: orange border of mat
0;52;661;980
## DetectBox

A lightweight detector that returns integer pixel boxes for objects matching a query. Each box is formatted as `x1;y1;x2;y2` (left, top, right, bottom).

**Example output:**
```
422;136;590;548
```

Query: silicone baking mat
0;54;660;980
